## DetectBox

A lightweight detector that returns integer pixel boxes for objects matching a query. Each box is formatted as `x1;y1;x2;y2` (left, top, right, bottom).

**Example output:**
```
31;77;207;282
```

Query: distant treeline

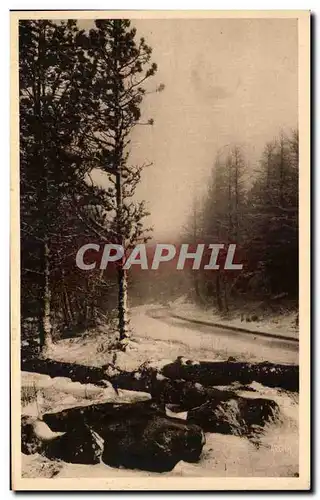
131;131;299;314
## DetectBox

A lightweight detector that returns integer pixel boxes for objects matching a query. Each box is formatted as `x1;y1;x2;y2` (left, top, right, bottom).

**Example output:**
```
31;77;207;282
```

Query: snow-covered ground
168;299;299;340
21;305;299;479
22;382;299;479
138;306;298;365
43;305;298;368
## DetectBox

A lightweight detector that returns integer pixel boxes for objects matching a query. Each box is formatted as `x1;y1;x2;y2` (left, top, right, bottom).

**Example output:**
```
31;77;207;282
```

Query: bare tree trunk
118;265;129;339
61;269;73;326
37;23;52;352
64;290;73;325
39;239;52;350
116;171;129;340
111;21;130;341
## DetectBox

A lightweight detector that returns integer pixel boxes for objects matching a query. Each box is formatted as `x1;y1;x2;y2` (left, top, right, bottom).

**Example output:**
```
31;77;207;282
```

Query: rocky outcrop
22;389;280;471
21;354;293;472
101;415;205;472
161;357;299;392
21;416;44;455
21;416;104;465
42;400;164;432
44;424;103;465
25;401;205;472
187;396;279;435
21;355;299;393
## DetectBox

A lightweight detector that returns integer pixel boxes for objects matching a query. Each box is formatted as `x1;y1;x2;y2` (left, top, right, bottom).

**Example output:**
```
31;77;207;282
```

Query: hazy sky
82;18;298;238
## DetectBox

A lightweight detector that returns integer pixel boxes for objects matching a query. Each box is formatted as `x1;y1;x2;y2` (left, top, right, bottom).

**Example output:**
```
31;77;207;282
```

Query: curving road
131;306;298;365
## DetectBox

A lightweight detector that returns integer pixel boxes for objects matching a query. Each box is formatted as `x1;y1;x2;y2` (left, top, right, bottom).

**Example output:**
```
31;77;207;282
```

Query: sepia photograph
10;10;310;491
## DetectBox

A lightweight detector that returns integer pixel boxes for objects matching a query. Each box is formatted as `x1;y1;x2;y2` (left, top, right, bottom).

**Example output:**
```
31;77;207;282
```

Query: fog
83;18;298;239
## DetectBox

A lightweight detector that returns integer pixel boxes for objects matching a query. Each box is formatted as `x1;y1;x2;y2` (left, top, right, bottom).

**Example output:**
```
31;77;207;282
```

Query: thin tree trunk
116;170;129;340
111;21;130;341
37;22;52;351
62;269;73;326
64;290;73;325
39;239;52;349
118;265;129;339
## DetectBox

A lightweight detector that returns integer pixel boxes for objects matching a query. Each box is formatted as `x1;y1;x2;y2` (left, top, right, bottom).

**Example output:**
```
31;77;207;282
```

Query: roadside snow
169;301;298;340
133;307;298;365
45;305;298;369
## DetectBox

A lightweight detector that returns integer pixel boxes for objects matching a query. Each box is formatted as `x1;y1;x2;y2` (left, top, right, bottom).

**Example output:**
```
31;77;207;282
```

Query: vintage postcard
10;10;310;491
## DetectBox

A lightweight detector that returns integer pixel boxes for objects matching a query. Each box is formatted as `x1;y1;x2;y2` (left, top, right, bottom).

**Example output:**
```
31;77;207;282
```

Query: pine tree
246;131;299;298
85;19;162;340
19;19;99;350
201;146;247;311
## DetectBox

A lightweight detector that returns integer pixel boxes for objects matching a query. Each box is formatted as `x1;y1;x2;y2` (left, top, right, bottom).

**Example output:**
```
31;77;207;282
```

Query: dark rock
43;401;205;472
43;400;164;433
44;424;103;465
100;415;205;472
187;395;279;435
165;404;183;413
21;353;298;397
239;397;279;428
21;416;103;465
162;358;299;392
21;416;43;455
21;357;107;386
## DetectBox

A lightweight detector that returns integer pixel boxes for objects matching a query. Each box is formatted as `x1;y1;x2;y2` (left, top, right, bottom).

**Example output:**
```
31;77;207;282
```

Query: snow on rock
115;389;151;403
21;306;299;478
165;406;188;420
187;396;280;435
21;416;65;455
21;370;151;417
44;424;104;465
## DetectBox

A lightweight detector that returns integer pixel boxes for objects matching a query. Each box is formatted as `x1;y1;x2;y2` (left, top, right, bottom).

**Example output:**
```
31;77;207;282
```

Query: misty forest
19;19;300;479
